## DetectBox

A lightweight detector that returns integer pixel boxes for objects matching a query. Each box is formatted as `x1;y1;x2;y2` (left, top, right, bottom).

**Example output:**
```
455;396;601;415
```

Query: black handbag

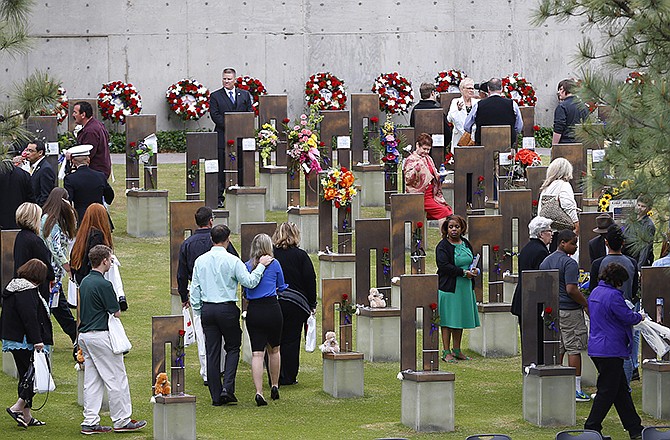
18;356;35;401
278;287;312;316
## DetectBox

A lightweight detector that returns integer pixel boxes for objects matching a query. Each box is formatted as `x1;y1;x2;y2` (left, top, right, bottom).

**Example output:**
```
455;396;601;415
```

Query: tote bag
539;194;574;231
33;350;56;394
108;314;132;354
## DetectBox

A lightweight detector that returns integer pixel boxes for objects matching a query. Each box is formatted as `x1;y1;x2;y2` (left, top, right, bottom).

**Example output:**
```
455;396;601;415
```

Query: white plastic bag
67;276;78;307
104;255;125;300
108;314;132;354
182;307;196;347
635;318;670;358
33;350;55;393
305;313;316;353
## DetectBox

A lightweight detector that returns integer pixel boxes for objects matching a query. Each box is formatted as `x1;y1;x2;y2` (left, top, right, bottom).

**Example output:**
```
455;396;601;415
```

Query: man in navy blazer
209;67;253;206
24;139;56;206
63;145;115;223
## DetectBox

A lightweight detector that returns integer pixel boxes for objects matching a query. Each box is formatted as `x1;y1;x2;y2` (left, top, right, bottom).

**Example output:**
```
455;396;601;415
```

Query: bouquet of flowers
235;75;267;115
286;105;324;175
165;78;210;121
305;72;347;110
257;123;279;162
371;72;414;114
321;166;357;209
37;86;68;124
435;69;467;93
502;73;537;107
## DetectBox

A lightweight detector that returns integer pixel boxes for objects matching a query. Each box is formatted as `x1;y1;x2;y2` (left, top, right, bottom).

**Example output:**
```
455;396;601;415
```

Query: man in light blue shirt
190;224;273;406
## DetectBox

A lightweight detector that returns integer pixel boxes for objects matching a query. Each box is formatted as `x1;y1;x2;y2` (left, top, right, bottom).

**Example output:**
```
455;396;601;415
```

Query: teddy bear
153;372;171;396
319;331;340;354
368;287;386;308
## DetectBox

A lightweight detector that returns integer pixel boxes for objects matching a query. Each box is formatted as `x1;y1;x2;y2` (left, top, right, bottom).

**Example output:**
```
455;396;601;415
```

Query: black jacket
30;158;56;206
588;235;607;264
511;238;550;317
436;237;476;293
13;228;55;301
553;96;588;144
0;163;34;229
474;95;517;146
63;165;114;223
209;87;253;149
273;246;317;309
0;278;54;345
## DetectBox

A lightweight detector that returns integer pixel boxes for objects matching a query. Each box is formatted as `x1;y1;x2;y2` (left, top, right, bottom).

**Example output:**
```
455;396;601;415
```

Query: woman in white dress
447;77;479;149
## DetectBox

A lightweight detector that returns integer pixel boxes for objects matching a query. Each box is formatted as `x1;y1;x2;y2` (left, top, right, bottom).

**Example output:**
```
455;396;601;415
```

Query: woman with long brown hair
39;187;78;343
69;203;113;286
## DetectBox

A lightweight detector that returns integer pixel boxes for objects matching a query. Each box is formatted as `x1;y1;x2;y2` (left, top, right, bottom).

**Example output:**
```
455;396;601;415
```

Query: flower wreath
435;69;467;93
625;71;646;86
371;72;414;114
165;78;210;121
305;72;347;110
37;86;68;124
321;166;357;209
235;76;267;116
98;81;142;124
502;73;537;107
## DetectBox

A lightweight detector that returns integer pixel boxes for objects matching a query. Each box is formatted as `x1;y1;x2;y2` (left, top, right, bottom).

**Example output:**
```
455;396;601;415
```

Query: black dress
273;246;317;385
510;238;550;320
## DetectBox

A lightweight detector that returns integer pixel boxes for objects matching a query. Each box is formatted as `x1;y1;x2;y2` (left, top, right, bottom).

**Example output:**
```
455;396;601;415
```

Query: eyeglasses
465;87;475;90
24;148;37;153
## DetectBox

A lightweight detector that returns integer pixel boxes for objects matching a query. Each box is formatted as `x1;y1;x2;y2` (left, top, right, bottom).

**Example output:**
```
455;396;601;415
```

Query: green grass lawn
0;162;666;439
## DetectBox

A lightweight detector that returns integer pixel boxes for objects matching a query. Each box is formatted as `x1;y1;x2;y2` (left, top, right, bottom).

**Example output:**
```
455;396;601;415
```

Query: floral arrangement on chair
502;73;537;107
542;307;559;332
37;86;68;124
286;105;324;175
434;69;467;93
256;123;279;162
321;166;357;209
411;221;426;262
429;302;440;336
305;72;347;110
165;78;210;121
371;72;414;114
507;148;541;180
235;75;267;115
98;80;142;124
338;293;358;325
187;159;199;189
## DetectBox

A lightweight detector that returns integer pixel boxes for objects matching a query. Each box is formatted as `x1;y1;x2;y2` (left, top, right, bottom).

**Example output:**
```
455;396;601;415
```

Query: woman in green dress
436;214;480;362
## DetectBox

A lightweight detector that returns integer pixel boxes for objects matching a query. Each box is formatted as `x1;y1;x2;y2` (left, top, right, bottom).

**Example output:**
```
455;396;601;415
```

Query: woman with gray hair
243;233;287;406
447;77;479;149
538;157;579;251
511;216;553;326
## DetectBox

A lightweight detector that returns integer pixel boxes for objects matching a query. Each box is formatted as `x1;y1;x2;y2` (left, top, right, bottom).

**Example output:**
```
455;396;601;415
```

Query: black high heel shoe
270;386;279;400
255;394;268;406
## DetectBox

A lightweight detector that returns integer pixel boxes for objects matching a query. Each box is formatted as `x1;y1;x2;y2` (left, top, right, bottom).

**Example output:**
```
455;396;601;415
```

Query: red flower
382;247;389;253
416;221;423;228
282;117;290;124
533;125;540;132
544;307;552;314
430;302;438;311
129;141;136;147
342;293;349;301
227;139;235;146
478;175;485;183
493;245;500;252
346;206;351;213
179;329;186;336
532;199;538;207
370;116;379;124
319;141;325;147
191;160;198;166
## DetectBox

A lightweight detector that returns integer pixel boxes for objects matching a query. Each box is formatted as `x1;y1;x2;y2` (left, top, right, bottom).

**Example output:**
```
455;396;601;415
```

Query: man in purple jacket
584;262;645;440
72;101;111;179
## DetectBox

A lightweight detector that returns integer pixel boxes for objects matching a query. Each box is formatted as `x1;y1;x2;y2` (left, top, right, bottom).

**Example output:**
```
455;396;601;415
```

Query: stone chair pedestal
469;303;518;358
226;187;266;234
287;207;319;253
353;164;385;207
259;166;287;211
318;254;356;302
356;307;401;362
322;352;364;398
642;360;670;419
2;351;18;379
523;365;576;427
153;394;197;440
127;189;168;237
401;370;455;432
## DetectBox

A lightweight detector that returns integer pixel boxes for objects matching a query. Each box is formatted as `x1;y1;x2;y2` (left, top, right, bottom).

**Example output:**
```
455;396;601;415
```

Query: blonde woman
447;77;479;149
538;157;579;251
243;233;287;406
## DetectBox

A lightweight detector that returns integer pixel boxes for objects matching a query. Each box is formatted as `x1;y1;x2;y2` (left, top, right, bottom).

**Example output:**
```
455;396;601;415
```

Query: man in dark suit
409;82;452;148
23;139;56;206
0;159;34;229
63;145;115;223
463;77;523;147
588;213;614;264
209;67;253;207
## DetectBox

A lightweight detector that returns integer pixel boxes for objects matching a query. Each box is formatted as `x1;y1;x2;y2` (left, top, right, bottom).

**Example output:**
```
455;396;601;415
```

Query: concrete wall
0;0;591;131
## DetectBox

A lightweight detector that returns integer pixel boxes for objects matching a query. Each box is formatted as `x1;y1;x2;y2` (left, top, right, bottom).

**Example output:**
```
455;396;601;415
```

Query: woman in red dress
404;132;453;222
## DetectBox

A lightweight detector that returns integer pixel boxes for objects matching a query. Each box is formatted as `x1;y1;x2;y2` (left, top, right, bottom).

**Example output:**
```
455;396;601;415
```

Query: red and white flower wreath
97;81;142;124
38;86;68;124
371;72;414;114
235;76;267;116
502;73;537;107
435;69;467;93
166;78;210;121
305;72;347;110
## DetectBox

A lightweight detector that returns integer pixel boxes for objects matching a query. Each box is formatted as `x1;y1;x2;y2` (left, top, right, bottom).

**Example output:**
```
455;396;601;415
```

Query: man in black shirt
409;82;451;147
552;79;589;144
464;77;523;147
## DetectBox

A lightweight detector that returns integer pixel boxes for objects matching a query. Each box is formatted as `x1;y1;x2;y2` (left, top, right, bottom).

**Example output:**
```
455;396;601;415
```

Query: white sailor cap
68;144;93;157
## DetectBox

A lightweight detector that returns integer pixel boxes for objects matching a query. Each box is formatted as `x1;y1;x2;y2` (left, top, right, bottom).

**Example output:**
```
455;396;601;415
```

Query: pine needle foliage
533;0;670;240
13;69;62;118
0;0;32;56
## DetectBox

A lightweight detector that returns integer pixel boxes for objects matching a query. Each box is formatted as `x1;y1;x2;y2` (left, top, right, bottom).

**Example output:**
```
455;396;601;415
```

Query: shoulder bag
539;194;574;231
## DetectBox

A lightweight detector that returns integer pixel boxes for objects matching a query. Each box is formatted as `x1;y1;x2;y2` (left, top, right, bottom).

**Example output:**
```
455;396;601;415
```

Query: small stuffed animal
153;372;171;396
319;331;340;354
368;287;386;308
